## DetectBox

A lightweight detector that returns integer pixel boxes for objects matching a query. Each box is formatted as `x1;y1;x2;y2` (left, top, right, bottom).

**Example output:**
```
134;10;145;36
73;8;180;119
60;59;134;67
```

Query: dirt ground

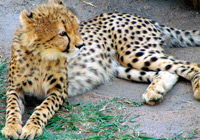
0;0;200;138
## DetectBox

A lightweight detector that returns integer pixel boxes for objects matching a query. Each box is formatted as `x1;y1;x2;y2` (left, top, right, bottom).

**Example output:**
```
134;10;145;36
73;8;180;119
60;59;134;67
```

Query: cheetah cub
1;0;84;139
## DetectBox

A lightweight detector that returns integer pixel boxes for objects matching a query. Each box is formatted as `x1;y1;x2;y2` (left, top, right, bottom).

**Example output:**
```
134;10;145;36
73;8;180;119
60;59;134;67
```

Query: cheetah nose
75;43;85;49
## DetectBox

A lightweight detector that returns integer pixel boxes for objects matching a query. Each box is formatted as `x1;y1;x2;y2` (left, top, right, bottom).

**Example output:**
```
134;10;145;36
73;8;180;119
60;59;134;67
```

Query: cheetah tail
153;22;200;47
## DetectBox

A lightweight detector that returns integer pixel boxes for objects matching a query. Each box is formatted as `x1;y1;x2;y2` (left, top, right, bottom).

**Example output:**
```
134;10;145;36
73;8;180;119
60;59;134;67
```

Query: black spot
125;68;132;73
137;25;142;29
22;81;27;86
135;52;144;57
90;49;95;53
153;44;157;47
138;37;143;41
125;51;131;55
44;102;49;105
190;38;194;43
117;29;122;33
136;31;141;34
47;75;53;81
161;56;168;59
51;99;55;104
148;28;152;31
127;75;131;79
150;57;158;62
144;20;150;24
143;30;147;34
176;30;181;35
127;63;133;68
120;56;124;62
107;47;111;51
181;69;187;73
135;41;140;45
55;84;62;89
185;31;190;36
50;79;57;84
132;58;138;63
146;37;151;41
142;67;149;71
131;21;136;24
35;113;40;116
144;61;150;66
118;40;122;44
60;77;64;82
28;80;32;85
126;44;131;48
129;26;133;30
123;37;128;41
157;68;161;71
165;64;172;70
139;76;143;81
140;71;146;75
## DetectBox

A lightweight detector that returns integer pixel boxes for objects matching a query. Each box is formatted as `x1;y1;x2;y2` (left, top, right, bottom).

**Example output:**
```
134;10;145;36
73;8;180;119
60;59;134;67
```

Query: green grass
0;59;199;140
35;98;144;140
0;58;9;100
0;58;9;140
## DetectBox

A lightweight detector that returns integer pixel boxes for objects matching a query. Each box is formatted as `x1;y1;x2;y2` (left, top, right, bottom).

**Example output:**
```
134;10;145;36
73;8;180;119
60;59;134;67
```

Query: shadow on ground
0;0;200;138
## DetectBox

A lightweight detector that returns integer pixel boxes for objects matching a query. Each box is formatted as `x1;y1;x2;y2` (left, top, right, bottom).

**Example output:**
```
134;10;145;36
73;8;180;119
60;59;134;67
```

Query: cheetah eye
59;31;67;37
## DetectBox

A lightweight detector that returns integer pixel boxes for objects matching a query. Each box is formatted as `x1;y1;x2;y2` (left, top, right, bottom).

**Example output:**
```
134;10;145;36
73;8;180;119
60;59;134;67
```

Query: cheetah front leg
140;56;200;101
142;71;178;105
117;66;179;105
191;72;200;100
20;87;67;140
1;90;24;139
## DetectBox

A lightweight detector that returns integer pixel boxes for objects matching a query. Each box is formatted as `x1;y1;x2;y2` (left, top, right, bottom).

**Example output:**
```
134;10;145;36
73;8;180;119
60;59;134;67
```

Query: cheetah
2;0;200;139
68;7;200;106
1;0;84;139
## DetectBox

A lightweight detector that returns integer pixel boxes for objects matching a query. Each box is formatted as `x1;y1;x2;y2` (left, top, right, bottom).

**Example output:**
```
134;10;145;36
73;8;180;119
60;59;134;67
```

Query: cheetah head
20;0;84;61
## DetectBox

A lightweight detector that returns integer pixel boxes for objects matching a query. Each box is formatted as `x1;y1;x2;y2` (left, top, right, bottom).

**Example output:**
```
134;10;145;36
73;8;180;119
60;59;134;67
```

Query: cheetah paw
142;91;163;106
1;123;22;139
193;88;200;100
143;71;178;105
192;73;200;100
20;123;43;140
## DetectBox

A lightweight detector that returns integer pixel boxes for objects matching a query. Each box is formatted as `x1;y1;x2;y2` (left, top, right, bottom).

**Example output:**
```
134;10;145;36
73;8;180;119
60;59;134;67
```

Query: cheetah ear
48;0;65;5
20;10;34;25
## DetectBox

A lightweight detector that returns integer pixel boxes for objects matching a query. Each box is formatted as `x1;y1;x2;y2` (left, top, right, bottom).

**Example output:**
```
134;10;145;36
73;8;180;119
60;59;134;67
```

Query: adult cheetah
68;4;200;105
2;0;200;139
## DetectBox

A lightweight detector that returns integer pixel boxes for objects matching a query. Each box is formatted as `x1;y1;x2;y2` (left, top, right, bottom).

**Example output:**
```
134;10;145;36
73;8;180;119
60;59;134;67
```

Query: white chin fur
66;48;82;61
41;48;81;61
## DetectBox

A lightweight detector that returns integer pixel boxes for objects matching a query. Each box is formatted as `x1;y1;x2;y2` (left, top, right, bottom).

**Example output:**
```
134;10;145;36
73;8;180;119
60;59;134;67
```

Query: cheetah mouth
63;44;70;53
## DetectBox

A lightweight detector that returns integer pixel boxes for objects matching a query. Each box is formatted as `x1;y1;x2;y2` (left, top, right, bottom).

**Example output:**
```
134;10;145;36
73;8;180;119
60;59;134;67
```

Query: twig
80;0;97;8
181;100;192;104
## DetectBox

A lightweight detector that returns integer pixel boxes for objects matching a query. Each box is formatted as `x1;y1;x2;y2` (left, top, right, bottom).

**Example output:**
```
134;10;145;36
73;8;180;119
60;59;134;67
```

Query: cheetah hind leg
191;72;200;100
116;66;179;105
142;71;179;105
